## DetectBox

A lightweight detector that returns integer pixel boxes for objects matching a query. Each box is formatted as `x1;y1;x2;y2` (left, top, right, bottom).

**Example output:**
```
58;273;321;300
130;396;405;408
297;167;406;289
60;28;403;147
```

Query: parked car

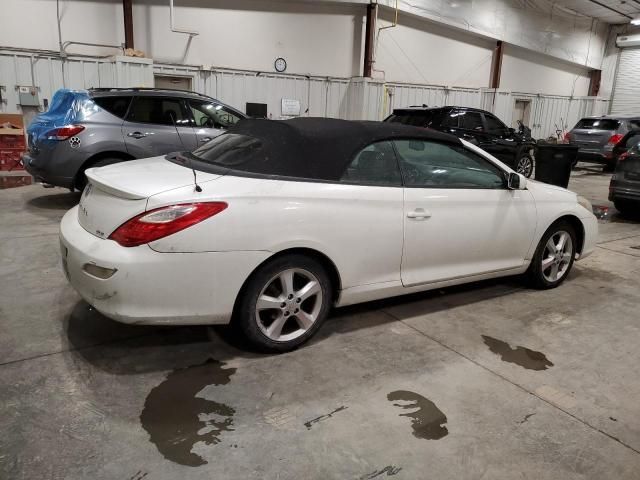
566;116;640;171
60;118;597;352
611;130;640;168
24;87;246;190
609;143;640;215
384;106;537;178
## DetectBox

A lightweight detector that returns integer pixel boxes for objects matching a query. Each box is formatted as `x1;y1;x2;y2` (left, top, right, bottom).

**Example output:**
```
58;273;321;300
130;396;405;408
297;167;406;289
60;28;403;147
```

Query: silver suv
567;115;640;171
24;88;246;190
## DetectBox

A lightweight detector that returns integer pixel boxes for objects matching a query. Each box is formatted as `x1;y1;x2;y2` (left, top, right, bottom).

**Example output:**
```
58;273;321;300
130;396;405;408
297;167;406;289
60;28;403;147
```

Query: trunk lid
79;156;222;239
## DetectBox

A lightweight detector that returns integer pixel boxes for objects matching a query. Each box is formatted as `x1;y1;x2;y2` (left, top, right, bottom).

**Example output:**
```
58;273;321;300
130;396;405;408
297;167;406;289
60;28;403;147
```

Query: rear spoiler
85;168;147;200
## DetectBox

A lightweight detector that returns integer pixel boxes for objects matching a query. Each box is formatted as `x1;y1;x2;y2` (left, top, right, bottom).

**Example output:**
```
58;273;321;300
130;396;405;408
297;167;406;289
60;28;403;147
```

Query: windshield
575;119;620;130
190;134;263;167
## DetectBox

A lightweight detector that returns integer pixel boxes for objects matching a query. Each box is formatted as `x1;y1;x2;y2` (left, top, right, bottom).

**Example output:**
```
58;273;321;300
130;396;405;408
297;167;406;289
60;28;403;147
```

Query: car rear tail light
607;133;624;145
564;132;572;142
619;151;630;162
46;125;85;140
109;202;228;247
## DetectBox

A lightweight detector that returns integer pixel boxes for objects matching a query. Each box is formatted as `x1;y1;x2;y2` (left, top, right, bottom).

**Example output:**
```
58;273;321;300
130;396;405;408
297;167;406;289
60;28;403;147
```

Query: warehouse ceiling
553;0;640;23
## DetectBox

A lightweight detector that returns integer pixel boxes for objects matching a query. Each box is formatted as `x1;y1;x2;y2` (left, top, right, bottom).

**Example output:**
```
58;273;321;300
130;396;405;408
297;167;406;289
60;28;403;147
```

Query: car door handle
199;137;212;143
407;208;431;219
127;132;147;139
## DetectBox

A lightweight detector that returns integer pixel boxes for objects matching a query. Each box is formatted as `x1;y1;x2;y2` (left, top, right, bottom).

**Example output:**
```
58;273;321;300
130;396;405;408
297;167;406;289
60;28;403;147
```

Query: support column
363;2;377;78
123;0;134;49
588;70;601;96
489;40;503;89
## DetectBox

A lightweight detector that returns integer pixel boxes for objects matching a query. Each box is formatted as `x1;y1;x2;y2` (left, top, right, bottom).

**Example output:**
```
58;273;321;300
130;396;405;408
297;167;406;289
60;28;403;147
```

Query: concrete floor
1;166;640;479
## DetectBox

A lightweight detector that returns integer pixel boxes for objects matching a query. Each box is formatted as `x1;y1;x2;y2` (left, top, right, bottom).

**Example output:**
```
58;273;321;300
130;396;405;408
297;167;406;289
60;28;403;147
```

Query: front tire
236;254;332;352
526;221;577;289
516;151;535;178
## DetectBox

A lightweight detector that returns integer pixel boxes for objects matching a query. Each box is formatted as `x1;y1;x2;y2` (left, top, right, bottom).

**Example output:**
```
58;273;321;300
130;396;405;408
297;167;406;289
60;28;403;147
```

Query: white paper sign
281;98;301;117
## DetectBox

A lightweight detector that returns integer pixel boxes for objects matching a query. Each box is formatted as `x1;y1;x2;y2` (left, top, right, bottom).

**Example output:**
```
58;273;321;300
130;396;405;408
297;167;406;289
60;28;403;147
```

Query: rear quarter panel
146;175;405;290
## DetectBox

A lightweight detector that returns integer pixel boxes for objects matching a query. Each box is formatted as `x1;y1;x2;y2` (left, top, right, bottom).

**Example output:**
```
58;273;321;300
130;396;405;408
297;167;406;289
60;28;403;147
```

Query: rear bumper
24;153;74;189
59;206;270;325
609;179;640;203
576;149;611;165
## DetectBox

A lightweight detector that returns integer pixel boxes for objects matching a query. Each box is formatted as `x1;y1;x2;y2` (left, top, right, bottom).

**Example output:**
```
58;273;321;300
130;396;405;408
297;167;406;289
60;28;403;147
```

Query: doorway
154;75;193;91
513;99;531;128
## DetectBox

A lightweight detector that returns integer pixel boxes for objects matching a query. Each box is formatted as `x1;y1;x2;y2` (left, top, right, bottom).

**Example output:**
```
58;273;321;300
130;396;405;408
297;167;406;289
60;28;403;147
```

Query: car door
482;112;518;166
394;139;537;286
187;99;244;146
122;96;197;157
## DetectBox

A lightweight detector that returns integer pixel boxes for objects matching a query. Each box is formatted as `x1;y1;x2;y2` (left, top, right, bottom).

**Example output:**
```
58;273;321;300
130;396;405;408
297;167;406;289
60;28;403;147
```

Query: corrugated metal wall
1;50;610;140
0;52;153;114
481;90;610;140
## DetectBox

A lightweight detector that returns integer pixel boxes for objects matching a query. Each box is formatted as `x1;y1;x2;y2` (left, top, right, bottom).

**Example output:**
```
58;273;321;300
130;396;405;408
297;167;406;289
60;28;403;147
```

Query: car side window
484;113;506;133
93;96;131;119
340;141;402;186
189;100;242;129
626;132;640;148
393;139;505;189
126;97;190;126
442;110;462;128
459;111;484;131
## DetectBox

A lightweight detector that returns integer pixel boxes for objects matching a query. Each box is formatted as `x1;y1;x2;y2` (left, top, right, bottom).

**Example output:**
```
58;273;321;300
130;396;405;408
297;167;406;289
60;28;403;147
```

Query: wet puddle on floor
140;359;236;467
0;174;32;189
482;335;553;371
387;391;448;440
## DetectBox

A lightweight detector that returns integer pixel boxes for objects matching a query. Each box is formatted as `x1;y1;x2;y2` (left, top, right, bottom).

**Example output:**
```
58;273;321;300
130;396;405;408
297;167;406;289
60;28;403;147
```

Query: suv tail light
46;125;85;140
109;202;228;247
564;132;572;142
607;133;624;145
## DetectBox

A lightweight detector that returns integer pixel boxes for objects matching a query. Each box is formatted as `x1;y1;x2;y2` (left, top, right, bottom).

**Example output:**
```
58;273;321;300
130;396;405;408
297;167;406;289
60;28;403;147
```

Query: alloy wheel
255;268;323;342
516;156;534;178
541;231;573;283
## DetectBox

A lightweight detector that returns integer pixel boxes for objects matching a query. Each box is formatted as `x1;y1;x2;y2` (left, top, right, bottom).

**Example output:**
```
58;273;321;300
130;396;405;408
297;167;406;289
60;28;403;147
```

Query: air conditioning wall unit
616;34;640;48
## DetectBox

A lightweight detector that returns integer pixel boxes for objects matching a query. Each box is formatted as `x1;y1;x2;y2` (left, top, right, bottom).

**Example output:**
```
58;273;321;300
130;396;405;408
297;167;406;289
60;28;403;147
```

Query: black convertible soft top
186;117;462;181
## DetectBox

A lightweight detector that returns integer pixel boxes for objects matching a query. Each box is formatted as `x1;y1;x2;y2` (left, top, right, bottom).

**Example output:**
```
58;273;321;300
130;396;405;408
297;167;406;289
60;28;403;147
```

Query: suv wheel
516;152;535;178
75;157;125;191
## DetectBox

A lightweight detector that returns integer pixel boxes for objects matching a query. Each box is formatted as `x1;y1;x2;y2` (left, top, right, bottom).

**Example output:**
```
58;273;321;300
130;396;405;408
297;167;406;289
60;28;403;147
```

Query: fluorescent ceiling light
631;16;640;26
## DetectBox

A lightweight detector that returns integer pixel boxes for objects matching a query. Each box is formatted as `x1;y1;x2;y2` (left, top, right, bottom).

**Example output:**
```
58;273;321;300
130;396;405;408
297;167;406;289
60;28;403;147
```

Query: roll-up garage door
611;47;640;115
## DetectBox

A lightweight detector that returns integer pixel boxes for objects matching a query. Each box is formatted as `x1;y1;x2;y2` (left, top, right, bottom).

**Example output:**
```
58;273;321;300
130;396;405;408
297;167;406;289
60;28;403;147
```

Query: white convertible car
60;118;597;351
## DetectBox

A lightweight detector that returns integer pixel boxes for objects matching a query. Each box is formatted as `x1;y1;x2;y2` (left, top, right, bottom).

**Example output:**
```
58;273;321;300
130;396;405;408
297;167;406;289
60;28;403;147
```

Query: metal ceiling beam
586;0;632;20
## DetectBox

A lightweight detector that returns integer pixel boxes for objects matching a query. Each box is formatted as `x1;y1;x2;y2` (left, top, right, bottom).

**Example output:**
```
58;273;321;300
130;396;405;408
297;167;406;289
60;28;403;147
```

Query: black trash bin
534;143;579;188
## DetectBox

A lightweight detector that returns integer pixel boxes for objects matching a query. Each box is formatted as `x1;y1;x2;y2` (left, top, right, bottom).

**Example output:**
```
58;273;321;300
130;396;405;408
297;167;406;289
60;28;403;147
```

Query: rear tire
526;221;577;289
236;254;332;352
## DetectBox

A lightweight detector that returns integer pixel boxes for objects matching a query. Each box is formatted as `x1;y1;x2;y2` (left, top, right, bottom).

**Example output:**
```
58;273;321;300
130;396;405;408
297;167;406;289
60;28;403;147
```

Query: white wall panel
500;45;591;97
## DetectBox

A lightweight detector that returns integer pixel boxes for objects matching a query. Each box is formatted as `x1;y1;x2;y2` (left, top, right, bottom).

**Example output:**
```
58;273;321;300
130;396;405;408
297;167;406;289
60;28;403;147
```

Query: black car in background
385;106;536;177
611;130;640;168
610;143;640;216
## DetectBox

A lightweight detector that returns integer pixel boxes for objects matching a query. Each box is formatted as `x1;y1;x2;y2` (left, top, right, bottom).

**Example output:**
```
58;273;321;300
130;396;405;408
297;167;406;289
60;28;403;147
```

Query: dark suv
384;106;536;177
24;88;246;190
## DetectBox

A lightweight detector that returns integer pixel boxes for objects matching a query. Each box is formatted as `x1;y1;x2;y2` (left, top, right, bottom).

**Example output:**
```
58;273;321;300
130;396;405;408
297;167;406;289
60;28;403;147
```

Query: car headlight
577;195;593;213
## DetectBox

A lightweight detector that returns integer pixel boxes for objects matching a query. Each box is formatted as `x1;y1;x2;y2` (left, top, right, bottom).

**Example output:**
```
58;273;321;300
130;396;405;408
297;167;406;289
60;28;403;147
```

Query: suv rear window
575;118;620;130
93;96;131;119
386;110;437;127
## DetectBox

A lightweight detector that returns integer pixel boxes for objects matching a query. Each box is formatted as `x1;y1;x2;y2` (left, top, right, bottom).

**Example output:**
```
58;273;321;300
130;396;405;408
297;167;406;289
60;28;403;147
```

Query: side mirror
507;172;527;190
